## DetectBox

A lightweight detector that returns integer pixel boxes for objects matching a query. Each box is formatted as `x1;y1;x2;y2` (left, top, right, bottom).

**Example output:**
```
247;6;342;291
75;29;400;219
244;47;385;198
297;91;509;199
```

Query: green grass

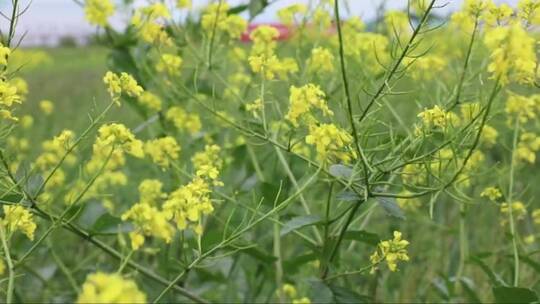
18;47;112;141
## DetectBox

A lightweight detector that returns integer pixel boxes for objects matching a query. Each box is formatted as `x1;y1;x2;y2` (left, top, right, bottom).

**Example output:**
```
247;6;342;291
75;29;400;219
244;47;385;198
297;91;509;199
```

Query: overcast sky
0;0;519;45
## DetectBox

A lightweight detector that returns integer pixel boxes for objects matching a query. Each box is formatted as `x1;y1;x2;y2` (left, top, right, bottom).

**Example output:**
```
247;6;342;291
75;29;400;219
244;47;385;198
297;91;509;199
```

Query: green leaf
329;164;353;180
492;287;539;303
328;284;371;303
283;253;318;274
248;0;269;19
241;246;278;264
228;4;248;15
91;213;133;235
308;279;334;303
459;277;482;303
375;197;405;220
281;215;322;237
336;190;360;202
469;256;506;286
342;230;380;246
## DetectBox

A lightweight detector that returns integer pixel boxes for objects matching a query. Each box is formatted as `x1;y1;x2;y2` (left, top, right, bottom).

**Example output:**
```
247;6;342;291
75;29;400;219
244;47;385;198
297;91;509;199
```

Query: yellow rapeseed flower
0;43;10;66
138;91;162;112
308;47;334;74
166;106;202;136
39;99;54;115
480;186;503;201
103;71;144;105
77;272;146;303
484;23;537;85
122;202;175;249
2;205;37;240
145;136;181;168
370;231;410;272
156;53;182;77
305;123;355;163
285;84;333;127
84;0;115;27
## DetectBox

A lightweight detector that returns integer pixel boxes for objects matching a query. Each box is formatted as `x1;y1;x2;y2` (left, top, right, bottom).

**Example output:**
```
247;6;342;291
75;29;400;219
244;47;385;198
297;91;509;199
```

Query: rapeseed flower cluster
162;145;223;235
248;26;298;80
156;53;183;77
516;132;540;164
131;3;172;46
77;272;146;303
403;55;448;80
166;106;202;136
34;130;77;202
500;201;527;225
505;92;538;124
370;231;410;272
84;0;115;27
103;71;144;105
277;4;307;26
145;136;181;168
517;0;540;25
305;124;355;163
122;198;174;250
280;283;311;304
0;43;25;122
201;3;247;39
335;17;390;74
138;91;162;112
484;22;536;85
64;122;143;205
481;186;503;201
416;105;459;134
307;47;334;75
2;205;37;240
533;209;540;225
39;99;54;115
285;84;333;127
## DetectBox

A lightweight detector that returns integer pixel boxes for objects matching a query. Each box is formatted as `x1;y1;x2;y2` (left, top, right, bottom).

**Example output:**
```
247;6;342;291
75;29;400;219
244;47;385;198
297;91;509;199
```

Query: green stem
6;0;19;47
274;146;323;243
117;250;134;274
273;217;284;303
455;202;467;286
357;0;437;123
334;0;372;194
206;0;223;69
0;225;14;303
448;14;479;111
507;118;520;286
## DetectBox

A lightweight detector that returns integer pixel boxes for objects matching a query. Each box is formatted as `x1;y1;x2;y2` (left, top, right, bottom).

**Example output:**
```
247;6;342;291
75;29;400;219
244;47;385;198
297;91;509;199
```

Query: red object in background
240;23;292;42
